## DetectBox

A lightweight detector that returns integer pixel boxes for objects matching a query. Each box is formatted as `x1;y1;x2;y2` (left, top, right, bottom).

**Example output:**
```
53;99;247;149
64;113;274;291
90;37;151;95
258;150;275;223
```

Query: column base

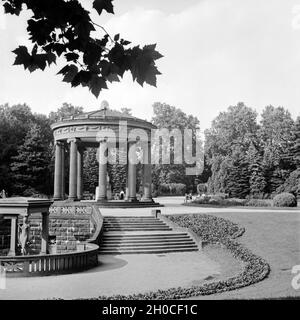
7;250;17;257
141;198;154;203
126;197;139;203
53;196;63;201
97;198;107;202
67;197;78;202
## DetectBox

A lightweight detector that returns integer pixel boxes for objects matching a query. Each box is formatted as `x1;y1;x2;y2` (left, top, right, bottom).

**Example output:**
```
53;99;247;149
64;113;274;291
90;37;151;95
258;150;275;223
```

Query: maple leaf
31;54;47;71
143;44;164;60
89;74;107;98
93;0;114;15
129;44;163;87
57;65;78;83
12;46;31;70
71;70;92;87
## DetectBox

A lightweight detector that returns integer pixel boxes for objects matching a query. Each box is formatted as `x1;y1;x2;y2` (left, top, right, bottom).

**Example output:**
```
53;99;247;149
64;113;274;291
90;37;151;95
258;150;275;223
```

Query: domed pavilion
51;107;161;207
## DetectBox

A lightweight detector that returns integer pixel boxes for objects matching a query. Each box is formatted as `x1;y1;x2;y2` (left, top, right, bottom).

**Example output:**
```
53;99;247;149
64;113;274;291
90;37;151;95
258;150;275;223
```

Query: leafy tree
120;107;132;115
293;116;300;168
49;102;84;123
10;123;52;195
259;106;296;193
0;103;51;194
205;102;258;159
151;102;201;192
3;0;163;97
205;103;258;197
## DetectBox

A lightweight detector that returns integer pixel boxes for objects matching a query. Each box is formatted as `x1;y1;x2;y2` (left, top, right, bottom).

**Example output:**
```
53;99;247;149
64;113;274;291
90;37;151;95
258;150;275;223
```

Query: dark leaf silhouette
4;0;162;97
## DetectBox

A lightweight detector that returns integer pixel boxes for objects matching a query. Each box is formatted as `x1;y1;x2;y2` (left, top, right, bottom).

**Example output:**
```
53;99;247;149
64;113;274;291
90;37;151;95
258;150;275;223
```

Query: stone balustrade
0;243;99;277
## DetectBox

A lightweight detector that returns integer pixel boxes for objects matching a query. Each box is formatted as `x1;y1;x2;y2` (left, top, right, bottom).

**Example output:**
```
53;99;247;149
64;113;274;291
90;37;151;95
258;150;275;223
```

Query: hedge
158;183;186;196
91;214;270;300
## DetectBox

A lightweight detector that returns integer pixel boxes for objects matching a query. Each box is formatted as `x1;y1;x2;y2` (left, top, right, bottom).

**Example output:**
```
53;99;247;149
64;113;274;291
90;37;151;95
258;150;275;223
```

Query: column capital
55;140;64;147
67;137;80;144
98;138;108;144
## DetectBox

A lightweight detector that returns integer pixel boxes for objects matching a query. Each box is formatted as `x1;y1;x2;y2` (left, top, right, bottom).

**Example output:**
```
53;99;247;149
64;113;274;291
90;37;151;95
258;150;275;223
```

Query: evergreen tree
10;123;52;195
226;149;250;199
259;106;296;193
247;143;266;198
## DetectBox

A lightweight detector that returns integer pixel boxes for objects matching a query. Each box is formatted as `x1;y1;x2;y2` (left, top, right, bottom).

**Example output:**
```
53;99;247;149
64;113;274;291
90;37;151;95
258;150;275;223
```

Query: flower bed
93;214;270;300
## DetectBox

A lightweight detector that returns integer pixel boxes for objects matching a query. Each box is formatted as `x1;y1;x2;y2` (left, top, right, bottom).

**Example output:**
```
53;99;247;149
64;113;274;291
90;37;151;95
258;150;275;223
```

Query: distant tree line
0;101;299;199
205;102;300;198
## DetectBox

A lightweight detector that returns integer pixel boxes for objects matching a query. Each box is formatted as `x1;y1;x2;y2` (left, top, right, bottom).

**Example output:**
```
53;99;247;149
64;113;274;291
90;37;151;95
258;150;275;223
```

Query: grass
190;209;300;299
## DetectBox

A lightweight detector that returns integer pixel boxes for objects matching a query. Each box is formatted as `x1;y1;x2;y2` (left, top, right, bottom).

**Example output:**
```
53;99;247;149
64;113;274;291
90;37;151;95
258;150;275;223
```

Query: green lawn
190;209;300;299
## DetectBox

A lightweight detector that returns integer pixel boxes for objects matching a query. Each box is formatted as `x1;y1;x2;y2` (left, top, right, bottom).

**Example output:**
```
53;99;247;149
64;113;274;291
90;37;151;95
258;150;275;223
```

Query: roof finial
101;100;109;111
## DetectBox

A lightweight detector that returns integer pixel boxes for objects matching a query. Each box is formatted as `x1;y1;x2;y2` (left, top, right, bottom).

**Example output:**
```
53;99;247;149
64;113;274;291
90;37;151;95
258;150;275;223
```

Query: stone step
105;218;161;220
99;246;198;255
103;228;172;232
105;216;156;219
102;237;192;244
102;234;190;240
99;217;199;255
101;241;195;248
104;223;167;227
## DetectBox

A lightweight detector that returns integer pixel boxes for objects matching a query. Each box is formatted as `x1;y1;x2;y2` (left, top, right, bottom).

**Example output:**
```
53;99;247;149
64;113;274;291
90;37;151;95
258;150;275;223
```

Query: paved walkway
0;251;222;300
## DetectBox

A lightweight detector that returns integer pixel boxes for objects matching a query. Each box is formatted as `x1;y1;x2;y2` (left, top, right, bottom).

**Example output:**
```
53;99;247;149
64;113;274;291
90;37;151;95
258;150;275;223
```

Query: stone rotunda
51;107;161;207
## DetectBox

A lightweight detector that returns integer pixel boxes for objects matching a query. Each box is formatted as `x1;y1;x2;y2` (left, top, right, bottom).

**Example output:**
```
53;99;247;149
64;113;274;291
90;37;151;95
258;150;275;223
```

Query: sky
0;0;300;131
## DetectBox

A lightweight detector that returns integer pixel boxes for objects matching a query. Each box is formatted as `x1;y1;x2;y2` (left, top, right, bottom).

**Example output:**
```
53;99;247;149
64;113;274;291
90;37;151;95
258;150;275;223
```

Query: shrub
158;183;186;196
224;198;247;206
245;199;272;207
276;169;300;197
273;193;297;207
190;196;247;207
210;195;224;202
214;193;229;199
208;198;220;205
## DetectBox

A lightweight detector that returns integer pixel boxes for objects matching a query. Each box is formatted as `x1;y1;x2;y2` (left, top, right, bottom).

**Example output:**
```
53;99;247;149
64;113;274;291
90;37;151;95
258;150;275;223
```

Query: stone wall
0;204;97;254
29;204;96;253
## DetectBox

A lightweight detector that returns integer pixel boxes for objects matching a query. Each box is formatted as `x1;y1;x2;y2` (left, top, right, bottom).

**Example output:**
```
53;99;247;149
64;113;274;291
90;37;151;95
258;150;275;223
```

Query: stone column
68;138;78;201
125;142;129;200
53;141;63;200
97;140;107;202
142;141;153;202
41;212;49;254
61;143;65;200
7;215;18;256
127;140;137;202
77;148;84;200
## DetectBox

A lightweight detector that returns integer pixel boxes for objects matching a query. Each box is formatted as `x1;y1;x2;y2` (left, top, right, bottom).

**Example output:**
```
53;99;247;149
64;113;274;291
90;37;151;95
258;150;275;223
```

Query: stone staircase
99;216;199;254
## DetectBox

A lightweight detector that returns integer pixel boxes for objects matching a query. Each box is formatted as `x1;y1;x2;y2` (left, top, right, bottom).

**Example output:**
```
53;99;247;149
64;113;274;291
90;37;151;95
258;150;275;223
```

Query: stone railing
49;204;93;215
0;243;99;277
87;206;104;245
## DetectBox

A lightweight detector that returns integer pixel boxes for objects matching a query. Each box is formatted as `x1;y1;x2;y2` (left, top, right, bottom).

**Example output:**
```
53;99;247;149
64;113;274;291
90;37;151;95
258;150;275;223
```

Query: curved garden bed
93;214;270;300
